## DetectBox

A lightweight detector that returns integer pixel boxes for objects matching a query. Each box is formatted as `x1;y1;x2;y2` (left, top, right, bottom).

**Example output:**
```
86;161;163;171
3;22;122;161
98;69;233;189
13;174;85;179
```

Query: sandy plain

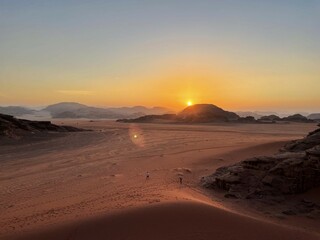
0;121;319;240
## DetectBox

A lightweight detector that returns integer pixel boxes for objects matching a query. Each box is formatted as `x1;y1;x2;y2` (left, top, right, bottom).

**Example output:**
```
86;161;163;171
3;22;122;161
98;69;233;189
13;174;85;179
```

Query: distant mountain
258;114;314;123
308;113;320;120
43;102;173;119
117;114;177;123
43;102;120;119
119;104;240;123
282;114;314;123
236;111;263;119
43;102;88;113
118;104;318;124
0;106;35;116
177;104;239;122
254;111;279;116
259;115;281;122
108;106;171;116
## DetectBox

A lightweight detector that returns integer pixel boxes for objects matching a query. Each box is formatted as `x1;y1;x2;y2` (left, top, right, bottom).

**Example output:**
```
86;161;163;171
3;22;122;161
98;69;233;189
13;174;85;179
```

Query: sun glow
187;100;193;106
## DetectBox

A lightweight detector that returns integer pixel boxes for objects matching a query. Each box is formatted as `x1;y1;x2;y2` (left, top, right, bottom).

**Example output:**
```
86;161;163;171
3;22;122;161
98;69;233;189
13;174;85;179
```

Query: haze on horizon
0;0;319;112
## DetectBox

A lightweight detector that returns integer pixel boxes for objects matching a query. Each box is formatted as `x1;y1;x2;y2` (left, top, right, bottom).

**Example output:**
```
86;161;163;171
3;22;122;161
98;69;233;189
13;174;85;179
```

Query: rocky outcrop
281;114;314;123
117;114;176;123
177;104;239;122
202;127;320;199
237;116;257;123
281;128;320;152
118;104;240;123
0;114;85;137
259;115;281;122
258;114;315;123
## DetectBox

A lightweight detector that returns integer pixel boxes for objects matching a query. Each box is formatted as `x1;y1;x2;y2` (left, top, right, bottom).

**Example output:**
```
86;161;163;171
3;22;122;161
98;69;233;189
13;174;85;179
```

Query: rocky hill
281;114;314;123
119;104;240;123
43;102;172;119
259;115;282;122
201;126;320;200
177;104;239;122
0;102;173;120
0;114;85;137
117;114;176;123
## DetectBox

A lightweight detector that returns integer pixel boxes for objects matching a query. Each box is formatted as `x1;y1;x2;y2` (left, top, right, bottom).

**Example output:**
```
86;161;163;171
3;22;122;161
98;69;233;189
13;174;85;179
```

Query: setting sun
187;101;193;106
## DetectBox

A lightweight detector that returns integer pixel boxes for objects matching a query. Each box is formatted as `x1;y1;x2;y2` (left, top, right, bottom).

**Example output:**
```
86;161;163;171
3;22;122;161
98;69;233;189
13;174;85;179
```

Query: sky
0;0;319;112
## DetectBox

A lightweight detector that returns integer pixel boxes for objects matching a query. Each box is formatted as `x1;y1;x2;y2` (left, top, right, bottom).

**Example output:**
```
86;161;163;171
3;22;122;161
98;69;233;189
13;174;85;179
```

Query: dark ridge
0;113;87;138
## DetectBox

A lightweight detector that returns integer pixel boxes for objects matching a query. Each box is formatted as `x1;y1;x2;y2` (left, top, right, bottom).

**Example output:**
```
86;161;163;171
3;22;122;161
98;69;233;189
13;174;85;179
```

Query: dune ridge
9;201;319;240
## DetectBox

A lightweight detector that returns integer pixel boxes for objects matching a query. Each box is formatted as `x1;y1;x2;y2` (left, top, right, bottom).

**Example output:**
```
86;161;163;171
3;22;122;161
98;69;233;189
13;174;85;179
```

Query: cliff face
202;127;320;199
0;114;84;137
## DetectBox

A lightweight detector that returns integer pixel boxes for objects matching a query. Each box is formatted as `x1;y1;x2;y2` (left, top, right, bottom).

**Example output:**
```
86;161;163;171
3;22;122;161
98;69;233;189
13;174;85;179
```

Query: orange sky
0;1;319;112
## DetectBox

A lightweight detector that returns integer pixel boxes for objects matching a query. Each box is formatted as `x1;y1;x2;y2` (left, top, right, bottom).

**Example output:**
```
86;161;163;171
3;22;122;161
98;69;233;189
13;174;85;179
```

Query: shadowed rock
177;104;239;122
0;113;86;137
281;114;314;123
202;127;320;199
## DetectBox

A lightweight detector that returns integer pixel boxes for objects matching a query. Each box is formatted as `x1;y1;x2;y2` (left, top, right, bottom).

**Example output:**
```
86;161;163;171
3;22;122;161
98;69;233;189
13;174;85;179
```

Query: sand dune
11;201;319;240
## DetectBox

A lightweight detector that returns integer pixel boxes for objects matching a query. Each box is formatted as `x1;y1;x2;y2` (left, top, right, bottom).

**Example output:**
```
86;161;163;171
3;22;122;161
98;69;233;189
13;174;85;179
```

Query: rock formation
281;114;314;123
118;104;240;123
177;104;239;122
202;127;320;199
117;114;176;123
0;114;85;137
259;115;281;122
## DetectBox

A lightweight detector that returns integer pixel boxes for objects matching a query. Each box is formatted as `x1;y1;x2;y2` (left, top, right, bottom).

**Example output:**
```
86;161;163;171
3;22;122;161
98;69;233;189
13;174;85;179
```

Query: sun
187;100;193;106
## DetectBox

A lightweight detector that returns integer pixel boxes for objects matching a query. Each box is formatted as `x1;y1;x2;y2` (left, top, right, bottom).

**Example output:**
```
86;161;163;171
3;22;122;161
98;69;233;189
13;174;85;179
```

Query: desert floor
0;121;319;240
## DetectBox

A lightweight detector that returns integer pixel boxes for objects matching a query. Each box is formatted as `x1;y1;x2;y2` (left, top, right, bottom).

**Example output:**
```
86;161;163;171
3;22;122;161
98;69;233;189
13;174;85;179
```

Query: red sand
11;201;319;240
0;121;319;240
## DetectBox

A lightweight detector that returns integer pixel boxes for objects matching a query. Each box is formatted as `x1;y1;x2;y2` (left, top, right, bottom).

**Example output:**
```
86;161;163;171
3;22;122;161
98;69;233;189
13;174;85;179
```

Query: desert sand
0;121;319;240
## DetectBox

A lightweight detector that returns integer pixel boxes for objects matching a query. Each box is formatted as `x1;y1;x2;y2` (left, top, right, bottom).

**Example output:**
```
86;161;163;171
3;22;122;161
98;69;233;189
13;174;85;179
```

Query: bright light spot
187;101;193;106
133;134;138;139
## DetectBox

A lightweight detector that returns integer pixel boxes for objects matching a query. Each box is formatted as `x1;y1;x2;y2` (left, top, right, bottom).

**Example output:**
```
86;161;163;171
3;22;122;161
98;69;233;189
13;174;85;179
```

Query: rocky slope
177;104;239;122
0;114;84;137
202;126;320;199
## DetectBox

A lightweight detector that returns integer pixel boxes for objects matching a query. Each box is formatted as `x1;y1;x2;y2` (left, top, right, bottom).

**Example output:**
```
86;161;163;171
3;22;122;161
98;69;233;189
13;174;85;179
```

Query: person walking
146;171;150;180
